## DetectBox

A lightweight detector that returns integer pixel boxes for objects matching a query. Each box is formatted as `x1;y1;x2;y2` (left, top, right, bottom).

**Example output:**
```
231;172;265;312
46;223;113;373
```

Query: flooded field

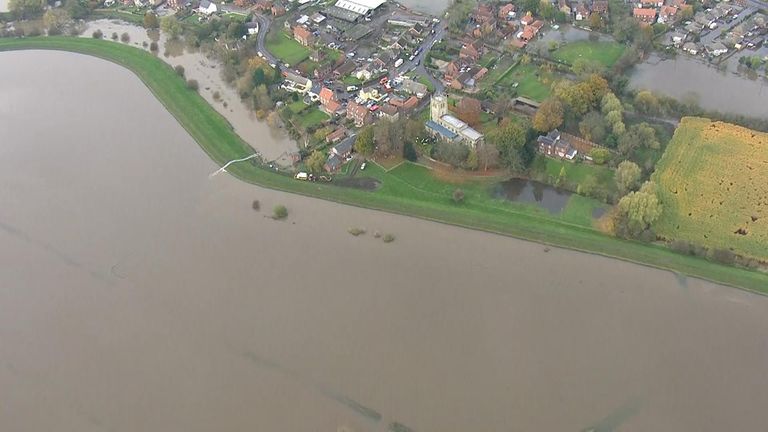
493;179;572;214
3;50;768;432
399;0;452;15
630;54;768;118
82;20;297;164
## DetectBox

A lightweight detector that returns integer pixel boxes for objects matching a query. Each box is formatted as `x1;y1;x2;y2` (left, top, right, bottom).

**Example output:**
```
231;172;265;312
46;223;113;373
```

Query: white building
198;0;217;15
334;0;386;15
425;95;484;148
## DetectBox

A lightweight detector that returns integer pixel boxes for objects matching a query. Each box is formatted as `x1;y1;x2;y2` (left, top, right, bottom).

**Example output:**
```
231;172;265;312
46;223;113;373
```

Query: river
630;54;768;118
399;0;452;16
2;50;768;432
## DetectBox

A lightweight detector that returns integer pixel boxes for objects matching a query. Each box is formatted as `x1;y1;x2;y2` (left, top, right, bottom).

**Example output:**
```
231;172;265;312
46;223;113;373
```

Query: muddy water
493;179;572;214
82;20;297;164
399;0;452;15
630;54;768;118
3;51;768;432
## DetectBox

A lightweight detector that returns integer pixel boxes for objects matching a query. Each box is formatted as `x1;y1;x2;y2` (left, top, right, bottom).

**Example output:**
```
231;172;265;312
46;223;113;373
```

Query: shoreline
1;36;767;294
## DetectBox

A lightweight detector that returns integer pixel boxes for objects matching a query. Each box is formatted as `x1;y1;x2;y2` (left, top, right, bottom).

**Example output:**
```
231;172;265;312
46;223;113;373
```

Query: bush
174;65;185;78
92;29;103;39
710;248;736;265
149;41;158;52
121;32;130;43
251;200;260;211
111;32;118;40
212;91;221;101
348;227;366;236
382;234;395;243
273;205;288;220
452;188;465;203
186;79;199;91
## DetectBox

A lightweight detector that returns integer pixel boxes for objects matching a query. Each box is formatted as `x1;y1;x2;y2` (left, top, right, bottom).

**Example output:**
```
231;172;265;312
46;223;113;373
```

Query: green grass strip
1;36;767;294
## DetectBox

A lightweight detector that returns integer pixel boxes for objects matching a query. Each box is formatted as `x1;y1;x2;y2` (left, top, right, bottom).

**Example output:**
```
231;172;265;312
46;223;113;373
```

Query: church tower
430;94;447;122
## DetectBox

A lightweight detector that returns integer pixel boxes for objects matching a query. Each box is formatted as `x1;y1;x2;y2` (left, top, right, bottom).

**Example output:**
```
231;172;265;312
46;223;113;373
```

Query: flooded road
3;50;768;432
630;54;768;118
83;20;297;164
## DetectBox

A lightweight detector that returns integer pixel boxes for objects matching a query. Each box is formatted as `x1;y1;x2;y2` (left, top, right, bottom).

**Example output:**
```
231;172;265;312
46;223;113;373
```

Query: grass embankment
652;117;768;260
552;40;626;67
2;37;767;294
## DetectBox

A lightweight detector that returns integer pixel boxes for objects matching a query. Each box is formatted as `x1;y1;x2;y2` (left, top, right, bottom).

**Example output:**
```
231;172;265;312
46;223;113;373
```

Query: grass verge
1;36;767;294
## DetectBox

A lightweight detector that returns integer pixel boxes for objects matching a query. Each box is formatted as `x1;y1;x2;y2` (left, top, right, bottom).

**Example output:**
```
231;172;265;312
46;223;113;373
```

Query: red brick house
271;5;285;16
459;40;483;61
499;3;516;18
633;8;657;23
319;87;335;106
293;26;314;46
346;102;372;127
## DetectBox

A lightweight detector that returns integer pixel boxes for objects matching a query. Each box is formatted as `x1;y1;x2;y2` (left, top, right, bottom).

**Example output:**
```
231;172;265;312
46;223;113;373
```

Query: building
332;136;355;159
198;0;218;15
293;26;315;46
658;5;679;23
379;104;399;120
682;41;700;55
425;94;484;148
326;127;348;143
537;129;577;160
346;102;373;127
282;71;312;93
334;0;386;15
633;8;657;23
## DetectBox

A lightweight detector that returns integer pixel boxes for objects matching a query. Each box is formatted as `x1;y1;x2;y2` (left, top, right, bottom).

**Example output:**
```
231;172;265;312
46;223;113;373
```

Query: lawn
552;40;626;67
297;107;329;129
499;63;554;102
652;117;768;261
265;32;309;65
287;100;309;114
534;157;615;188
4;37;767;293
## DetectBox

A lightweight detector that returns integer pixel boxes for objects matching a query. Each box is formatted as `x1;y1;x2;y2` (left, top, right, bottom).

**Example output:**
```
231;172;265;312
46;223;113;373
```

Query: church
425;94;484;148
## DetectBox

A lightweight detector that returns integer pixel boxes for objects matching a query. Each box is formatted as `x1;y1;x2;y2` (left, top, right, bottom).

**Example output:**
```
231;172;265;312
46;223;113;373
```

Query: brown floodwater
2;50;768;432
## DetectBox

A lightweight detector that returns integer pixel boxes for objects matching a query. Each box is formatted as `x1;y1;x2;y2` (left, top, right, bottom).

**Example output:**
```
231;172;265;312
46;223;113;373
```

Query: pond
492;178;573;214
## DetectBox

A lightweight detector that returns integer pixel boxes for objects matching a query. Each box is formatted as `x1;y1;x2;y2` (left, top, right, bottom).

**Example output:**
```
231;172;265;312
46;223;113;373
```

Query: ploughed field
652;117;768;260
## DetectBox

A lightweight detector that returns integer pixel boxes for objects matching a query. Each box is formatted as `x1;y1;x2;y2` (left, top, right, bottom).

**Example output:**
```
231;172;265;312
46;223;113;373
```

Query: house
472;3;495;23
400;96;419;112
668;31;687;46
333;61;357;78
324;154;343;172
459;40;483;61
379;104;400;120
198;0;218;15
537;129;577;160
311;12;326;24
559;0;572;15
530;20;545;33
633;8;657;24
282;71;312;93
682;41;699;55
658;5;679;23
319;87;335;107
684;21;703;34
346;102;373;127
499;3;516;19
592;0;609;15
332;136;354;159
271;5;285;16
521;13;534;26
707;42;728;56
293;26;315;46
245;22;259;36
326;127;348;144
574;2;590;20
166;0;180;9
401;77;428;96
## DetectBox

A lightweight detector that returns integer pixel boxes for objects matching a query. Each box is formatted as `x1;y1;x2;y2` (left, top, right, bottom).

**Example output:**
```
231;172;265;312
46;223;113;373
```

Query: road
699;5;757;46
391;19;447;94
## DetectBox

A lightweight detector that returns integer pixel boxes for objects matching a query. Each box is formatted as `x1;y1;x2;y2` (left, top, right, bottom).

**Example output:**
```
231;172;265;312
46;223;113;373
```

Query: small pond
492;179;573;214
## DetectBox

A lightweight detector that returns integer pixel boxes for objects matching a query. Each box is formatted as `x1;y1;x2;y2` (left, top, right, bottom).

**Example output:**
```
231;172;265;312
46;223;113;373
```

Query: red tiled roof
633;7;657;17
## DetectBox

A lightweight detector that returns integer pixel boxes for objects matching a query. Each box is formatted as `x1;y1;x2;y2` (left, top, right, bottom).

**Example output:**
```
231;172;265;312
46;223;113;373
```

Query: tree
252;85;273;111
477;141;500;171
488;120;528;172
92;29;103;39
634;91;660;115
174;65;185;77
43;9;71;33
149;41;159;52
305;150;326;173
556;166;567;187
273;205;288;220
354;126;374;156
64;0;89;19
435;141;470;167
589;148;611;165
588;12;603;30
160;16;183;39
615;181;662;237
601;92;622;115
186;79;199;91
121;32;130;43
579;111;607;143
533;98;564;132
143;12;159;29
465;148;479;170
9;0;45;19
615;160;642;195
572;58;605;78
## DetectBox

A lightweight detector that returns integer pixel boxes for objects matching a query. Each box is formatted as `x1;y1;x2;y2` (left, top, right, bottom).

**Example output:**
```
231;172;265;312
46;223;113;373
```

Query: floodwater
630;54;768;118
399;0;452;15
493;179;572;214
83;19;297;164
3;51;768;432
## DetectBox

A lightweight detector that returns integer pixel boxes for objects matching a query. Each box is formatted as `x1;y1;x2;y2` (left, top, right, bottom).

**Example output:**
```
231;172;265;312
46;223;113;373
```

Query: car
347;85;359;92
257;51;264;58
370;105;379;111
270;63;277;68
346;52;356;58
360;162;366;170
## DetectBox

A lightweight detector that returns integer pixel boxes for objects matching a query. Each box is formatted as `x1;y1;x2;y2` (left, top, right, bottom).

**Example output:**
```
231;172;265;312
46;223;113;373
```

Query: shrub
149;41;158;52
273;205;288;220
251;200;260;211
212;90;221;101
382;234;395;243
186;79;199;91
121;32;130;43
111;32;118;40
92;29;103;39
174;65;185;78
348;227;366;236
452;188;465;203
710;248;736;265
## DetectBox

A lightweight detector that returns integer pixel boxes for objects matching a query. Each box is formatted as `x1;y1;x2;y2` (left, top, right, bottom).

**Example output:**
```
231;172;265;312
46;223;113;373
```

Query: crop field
652;117;768;260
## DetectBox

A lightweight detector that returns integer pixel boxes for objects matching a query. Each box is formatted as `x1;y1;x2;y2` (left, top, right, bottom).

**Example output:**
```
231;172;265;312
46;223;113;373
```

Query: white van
295;172;309;180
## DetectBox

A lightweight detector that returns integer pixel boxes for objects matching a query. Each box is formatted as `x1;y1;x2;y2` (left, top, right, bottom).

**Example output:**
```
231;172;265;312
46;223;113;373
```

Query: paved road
699;6;757;46
391;20;447;94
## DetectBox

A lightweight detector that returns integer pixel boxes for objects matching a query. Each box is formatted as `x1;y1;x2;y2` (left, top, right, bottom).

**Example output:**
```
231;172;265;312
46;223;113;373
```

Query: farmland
652;117;768;260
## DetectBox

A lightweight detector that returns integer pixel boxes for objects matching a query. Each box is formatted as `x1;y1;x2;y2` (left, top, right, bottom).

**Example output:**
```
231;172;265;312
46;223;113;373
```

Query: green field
3;37;767;293
297;107;329;129
552;40;626;67
265;32;309;65
499;64;554;102
652;117;768;261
